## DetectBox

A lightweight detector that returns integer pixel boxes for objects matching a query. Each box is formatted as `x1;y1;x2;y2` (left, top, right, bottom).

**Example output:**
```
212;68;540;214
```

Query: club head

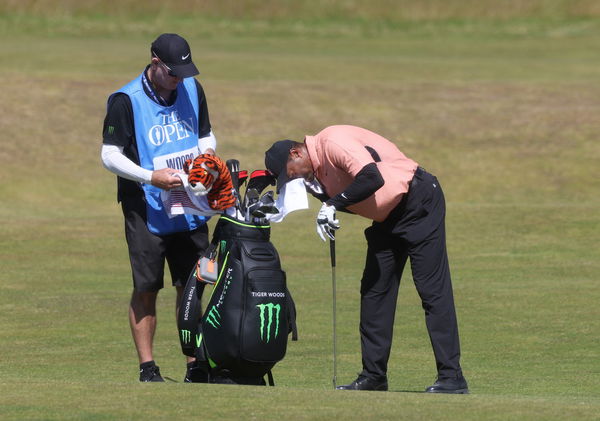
248;190;276;217
259;190;275;205
246;201;260;218
245;188;259;202
251;192;278;216
251;205;279;218
243;188;260;215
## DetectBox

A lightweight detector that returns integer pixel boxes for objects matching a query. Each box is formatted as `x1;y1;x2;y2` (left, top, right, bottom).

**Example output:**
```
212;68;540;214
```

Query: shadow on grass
389;389;425;394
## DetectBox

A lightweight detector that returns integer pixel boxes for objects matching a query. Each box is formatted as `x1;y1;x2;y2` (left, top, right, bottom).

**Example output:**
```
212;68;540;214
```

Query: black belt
382;167;426;223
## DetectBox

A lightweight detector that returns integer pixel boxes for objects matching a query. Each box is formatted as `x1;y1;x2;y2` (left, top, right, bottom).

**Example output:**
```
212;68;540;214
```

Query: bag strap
202;238;219;261
177;272;206;357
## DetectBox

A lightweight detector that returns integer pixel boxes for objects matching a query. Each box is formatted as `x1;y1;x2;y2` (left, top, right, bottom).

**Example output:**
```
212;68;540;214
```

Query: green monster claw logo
180;329;191;344
257;303;281;343
206;305;221;329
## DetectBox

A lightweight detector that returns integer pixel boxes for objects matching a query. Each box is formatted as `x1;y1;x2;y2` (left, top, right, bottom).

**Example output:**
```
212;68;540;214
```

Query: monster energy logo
206;305;221;329
181;329;191;344
257;303;280;343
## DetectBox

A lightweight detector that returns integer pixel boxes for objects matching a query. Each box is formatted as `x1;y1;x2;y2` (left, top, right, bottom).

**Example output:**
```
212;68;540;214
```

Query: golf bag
178;215;297;385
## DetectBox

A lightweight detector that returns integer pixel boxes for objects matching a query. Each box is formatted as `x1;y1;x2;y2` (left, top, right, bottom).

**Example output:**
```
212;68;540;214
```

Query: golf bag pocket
241;268;289;362
241;243;278;262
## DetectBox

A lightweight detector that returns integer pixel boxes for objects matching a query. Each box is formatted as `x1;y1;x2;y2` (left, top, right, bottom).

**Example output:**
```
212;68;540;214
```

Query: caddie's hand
151;168;183;191
316;203;339;241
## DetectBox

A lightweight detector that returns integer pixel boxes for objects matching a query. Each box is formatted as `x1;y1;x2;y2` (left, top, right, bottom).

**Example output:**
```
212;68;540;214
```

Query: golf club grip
329;237;336;268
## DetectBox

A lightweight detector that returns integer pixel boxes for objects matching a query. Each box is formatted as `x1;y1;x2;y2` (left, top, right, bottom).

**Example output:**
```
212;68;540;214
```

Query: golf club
330;234;337;390
244;187;260;221
250;191;278;218
250;203;279;218
243;186;259;207
226;159;242;214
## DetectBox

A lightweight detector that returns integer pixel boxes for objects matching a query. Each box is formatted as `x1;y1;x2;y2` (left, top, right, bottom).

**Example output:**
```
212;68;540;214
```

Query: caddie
101;33;215;382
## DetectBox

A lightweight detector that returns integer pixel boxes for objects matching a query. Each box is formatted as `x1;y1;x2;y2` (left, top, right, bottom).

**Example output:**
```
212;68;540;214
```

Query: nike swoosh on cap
182;53;190;60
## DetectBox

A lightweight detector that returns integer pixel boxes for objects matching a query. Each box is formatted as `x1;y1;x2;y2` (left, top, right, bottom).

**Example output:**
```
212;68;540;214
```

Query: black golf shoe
184;362;209;383
336;375;388;391
139;363;165;382
425;375;469;394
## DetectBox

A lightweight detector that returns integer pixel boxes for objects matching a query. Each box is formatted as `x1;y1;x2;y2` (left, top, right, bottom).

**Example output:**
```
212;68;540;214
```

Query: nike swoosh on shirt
182;53;190;60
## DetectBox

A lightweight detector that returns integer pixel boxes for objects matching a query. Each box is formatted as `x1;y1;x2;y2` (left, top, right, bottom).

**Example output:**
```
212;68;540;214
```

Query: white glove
316;203;339;241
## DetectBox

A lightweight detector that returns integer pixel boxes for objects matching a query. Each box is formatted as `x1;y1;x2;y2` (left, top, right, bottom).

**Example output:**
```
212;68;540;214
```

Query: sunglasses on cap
152;52;177;77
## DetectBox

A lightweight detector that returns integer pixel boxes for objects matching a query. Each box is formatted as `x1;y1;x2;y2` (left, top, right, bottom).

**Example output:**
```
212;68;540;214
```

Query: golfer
265;125;468;393
101;33;215;382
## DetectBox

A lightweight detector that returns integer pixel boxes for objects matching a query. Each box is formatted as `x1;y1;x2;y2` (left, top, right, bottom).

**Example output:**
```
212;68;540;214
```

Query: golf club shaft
226;159;242;214
330;237;337;389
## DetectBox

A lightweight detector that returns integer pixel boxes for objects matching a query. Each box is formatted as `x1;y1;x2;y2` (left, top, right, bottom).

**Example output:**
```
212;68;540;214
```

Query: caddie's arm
198;130;216;155
195;80;215;155
101;144;183;190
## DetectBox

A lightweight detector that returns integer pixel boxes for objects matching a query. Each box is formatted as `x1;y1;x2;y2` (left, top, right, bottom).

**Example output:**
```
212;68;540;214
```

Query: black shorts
122;197;209;293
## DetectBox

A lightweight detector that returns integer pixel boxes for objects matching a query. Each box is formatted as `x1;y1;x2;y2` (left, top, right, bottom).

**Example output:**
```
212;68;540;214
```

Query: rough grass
1;12;599;421
4;3;600;40
3;0;600;20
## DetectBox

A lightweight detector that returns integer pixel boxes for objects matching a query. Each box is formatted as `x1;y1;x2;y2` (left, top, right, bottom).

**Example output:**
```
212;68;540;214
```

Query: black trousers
359;168;463;380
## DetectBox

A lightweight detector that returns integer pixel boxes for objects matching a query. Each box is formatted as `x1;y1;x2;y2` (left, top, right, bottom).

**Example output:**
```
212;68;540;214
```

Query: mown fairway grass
1;9;599;421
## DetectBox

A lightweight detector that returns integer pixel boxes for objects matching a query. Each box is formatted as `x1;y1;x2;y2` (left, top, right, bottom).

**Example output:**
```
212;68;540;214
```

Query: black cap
151;33;199;78
265;139;295;193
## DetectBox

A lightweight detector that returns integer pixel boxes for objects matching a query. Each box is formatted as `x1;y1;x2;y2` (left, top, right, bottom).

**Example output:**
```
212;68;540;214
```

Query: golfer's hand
316;203;339;241
151;168;183;191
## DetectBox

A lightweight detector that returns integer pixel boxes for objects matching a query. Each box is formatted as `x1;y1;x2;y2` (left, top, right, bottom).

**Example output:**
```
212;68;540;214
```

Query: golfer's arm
326;163;384;209
101;143;153;184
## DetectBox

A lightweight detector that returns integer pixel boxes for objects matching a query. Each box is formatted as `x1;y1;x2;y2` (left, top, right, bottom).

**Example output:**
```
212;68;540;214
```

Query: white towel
267;178;310;223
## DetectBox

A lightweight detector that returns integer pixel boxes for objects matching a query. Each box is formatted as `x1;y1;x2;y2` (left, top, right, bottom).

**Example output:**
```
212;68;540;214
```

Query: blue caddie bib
110;73;208;235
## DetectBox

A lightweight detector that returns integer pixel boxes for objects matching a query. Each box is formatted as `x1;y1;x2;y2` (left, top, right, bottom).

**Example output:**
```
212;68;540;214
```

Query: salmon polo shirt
304;125;419;222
